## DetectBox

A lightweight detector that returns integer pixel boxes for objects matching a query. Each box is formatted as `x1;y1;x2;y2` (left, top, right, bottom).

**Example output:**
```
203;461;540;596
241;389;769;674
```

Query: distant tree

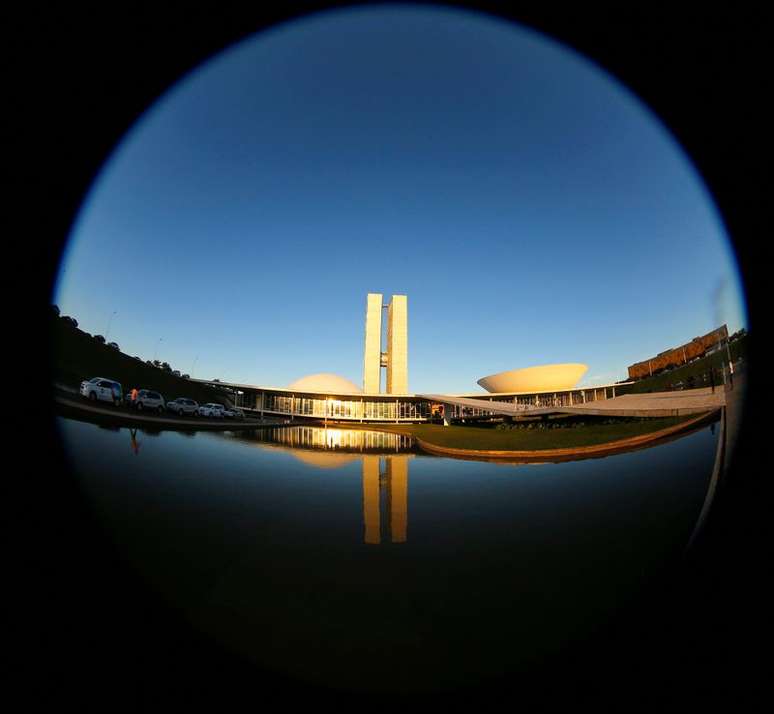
52;304;60;317
182;374;190;379
108;342;120;351
152;360;162;368
146;360;154;367
172;370;180;377
133;356;143;361
63;316;78;328
93;334;106;344
161;362;172;372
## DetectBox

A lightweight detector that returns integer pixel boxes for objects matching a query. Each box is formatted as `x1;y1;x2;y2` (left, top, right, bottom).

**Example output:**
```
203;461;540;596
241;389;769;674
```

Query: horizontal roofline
189;378;633;398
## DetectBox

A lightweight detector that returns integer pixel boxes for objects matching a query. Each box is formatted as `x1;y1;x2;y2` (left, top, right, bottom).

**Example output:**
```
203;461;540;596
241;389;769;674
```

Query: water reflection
232;424;414;453
57;416;720;693
224;425;412;544
362;455;408;544
129;427;140;456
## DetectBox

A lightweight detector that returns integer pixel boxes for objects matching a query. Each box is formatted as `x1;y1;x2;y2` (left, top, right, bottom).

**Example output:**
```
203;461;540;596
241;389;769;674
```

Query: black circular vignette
24;3;767;710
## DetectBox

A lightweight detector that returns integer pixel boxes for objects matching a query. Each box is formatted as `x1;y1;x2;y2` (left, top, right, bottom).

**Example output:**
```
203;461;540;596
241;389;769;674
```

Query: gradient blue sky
54;5;747;393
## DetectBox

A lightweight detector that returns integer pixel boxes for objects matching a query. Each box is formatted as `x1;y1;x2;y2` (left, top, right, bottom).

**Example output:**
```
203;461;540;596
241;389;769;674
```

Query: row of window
268;426;413;451
246;388;614;420
261;394;431;420
448;388;613;417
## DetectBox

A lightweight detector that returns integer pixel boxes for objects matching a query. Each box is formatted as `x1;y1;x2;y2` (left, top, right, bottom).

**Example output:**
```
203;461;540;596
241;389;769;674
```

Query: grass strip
365;414;705;451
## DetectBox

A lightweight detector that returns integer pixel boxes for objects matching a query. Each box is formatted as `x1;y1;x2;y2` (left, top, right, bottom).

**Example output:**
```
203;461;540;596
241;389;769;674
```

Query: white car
223;407;244;419
166;398;199;416
132;389;166;414
80;377;123;405
198;403;225;418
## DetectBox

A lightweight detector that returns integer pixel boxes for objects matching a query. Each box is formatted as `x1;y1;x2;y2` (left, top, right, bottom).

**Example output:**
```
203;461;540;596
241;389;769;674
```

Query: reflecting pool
57;416;719;693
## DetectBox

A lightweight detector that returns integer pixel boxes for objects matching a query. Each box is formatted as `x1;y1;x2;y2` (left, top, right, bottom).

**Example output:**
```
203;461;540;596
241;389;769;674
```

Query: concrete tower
362;293;383;394
386;295;408;394
362;293;408;394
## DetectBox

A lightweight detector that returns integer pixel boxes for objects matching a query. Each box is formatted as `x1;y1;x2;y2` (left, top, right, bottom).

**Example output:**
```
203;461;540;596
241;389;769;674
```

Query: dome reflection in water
58;416;720;693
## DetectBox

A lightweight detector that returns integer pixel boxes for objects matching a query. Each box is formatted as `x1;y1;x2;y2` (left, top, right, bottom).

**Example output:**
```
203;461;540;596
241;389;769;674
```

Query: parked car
166;398;199;416
223;407;244;419
131;389;166;414
80;377;123;405
198;403;225;418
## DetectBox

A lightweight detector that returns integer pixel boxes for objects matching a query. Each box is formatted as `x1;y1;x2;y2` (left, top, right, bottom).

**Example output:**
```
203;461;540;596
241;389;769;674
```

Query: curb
412;410;720;461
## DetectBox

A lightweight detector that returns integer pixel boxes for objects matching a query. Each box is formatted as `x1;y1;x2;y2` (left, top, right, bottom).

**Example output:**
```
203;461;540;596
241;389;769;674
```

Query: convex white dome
287;373;362;394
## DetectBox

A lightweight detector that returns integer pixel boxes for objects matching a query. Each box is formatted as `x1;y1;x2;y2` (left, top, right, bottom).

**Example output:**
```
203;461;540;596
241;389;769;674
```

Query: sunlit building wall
386;295;408;394
363;293;383;394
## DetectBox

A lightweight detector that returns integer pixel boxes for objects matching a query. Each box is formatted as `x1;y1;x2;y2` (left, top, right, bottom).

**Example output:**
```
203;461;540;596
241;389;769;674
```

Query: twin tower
362;293;408;394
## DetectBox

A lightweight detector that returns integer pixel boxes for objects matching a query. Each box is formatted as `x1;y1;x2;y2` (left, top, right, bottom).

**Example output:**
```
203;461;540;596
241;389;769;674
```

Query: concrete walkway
53;393;278;430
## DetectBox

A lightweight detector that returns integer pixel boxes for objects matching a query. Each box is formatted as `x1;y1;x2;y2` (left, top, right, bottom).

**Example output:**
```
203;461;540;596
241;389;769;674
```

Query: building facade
363;293;408;394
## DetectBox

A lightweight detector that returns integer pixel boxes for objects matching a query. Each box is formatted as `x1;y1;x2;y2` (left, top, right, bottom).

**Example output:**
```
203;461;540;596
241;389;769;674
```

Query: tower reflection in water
361;454;407;544
234;426;412;545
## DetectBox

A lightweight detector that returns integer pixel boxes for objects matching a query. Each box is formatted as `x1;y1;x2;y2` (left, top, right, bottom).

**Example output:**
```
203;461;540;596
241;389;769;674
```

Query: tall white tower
362;293;408;394
362;293;383;394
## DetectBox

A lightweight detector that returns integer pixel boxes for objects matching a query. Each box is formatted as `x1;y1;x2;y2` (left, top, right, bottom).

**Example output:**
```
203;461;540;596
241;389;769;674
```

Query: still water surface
58;417;718;693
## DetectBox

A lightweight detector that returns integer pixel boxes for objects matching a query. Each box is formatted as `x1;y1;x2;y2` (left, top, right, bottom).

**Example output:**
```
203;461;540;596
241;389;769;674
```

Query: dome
290;451;361;469
477;363;588;393
287;373;362;394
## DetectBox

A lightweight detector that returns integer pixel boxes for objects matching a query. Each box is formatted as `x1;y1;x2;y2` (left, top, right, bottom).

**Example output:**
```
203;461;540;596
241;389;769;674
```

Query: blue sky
54;5;747;393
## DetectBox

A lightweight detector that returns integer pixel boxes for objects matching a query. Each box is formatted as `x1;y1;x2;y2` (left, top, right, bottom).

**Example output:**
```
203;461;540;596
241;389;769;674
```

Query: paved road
54;393;276;429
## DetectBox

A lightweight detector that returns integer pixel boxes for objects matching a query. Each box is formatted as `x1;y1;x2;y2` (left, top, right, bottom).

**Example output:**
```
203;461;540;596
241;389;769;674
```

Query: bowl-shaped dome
477;363;588;393
287;373;362;394
290;451;361;469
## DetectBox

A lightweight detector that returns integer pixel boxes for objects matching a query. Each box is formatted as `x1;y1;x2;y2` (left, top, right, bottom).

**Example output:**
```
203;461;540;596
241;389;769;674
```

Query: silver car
133;389;166;414
166;398;199;416
80;377;122;406
198;402;225;418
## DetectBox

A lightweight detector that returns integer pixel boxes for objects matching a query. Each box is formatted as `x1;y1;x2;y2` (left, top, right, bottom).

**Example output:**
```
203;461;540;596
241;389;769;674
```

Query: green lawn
370;415;705;451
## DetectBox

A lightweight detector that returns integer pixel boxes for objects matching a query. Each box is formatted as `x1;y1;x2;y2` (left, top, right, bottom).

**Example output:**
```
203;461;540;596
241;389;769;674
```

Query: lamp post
725;333;734;388
105;311;117;342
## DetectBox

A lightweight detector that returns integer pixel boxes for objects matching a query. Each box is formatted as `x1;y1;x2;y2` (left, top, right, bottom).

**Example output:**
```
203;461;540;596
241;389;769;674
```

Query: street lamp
724;332;734;388
105;310;117;342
